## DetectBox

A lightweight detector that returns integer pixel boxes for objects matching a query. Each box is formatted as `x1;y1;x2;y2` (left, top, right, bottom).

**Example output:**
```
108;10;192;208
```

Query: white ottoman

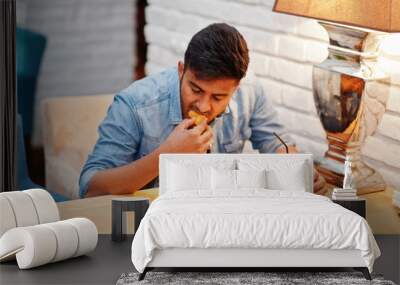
0;189;98;269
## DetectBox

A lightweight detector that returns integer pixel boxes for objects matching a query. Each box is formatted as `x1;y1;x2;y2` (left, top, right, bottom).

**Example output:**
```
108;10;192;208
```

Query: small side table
112;197;149;242
332;198;366;218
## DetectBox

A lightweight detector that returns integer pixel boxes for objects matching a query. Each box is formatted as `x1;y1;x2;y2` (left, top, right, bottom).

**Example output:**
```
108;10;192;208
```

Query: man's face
178;61;239;123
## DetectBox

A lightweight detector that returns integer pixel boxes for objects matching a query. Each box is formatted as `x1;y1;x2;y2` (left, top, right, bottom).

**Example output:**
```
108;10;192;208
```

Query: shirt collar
221;103;232;116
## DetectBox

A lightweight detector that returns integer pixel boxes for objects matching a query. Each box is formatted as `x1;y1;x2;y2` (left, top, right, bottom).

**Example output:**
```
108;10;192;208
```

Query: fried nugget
188;110;207;126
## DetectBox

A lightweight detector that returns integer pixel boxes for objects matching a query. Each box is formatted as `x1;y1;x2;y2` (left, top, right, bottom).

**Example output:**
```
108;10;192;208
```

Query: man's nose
197;97;211;114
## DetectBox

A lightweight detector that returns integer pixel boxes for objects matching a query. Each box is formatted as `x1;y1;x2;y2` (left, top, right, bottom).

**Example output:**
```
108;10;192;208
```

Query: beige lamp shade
273;0;400;32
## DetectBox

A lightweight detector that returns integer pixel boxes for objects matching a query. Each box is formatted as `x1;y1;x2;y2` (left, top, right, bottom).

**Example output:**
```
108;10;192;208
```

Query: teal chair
16;28;67;201
17;114;69;202
16;26;46;136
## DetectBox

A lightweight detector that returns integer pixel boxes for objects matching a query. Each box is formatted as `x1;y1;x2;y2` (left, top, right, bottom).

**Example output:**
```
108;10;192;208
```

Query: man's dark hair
184;23;249;80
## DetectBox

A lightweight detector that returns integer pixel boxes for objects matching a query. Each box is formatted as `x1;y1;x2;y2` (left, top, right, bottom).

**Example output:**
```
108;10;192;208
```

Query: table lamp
273;0;400;194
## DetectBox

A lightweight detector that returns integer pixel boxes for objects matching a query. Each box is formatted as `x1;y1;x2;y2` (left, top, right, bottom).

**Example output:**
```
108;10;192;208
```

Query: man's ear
178;61;184;80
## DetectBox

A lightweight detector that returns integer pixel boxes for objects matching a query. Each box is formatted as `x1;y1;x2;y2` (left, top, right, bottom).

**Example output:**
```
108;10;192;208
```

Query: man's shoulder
117;67;178;108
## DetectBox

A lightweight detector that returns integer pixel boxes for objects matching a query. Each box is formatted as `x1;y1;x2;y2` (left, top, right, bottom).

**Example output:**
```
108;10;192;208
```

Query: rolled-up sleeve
79;93;141;198
249;81;295;153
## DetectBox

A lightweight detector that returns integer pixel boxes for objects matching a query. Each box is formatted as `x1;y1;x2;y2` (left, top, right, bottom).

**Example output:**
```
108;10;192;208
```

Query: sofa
41;94;114;199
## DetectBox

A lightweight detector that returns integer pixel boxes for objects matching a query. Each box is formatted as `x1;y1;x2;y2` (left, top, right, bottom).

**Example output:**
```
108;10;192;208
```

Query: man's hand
157;118;213;154
313;168;327;195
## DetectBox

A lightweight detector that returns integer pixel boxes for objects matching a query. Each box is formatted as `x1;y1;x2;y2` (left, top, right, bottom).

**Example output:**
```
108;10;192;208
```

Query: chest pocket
223;139;245;153
220;118;250;153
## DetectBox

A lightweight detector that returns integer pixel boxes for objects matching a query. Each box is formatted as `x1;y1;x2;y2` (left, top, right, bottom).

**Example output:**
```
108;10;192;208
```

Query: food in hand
188;110;207;126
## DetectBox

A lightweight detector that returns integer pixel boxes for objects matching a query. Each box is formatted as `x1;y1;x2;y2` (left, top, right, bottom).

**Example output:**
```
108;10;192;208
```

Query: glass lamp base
316;158;385;195
312;22;389;194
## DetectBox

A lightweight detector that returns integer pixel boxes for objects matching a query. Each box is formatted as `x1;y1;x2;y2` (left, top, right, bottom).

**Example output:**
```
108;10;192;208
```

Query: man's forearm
276;144;298;154
85;148;162;197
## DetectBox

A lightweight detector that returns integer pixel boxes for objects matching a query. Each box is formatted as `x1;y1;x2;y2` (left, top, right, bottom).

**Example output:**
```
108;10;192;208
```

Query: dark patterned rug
116;271;396;285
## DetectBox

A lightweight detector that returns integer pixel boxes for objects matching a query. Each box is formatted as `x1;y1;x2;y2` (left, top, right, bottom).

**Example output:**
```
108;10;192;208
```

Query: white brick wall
17;0;135;146
145;0;400;189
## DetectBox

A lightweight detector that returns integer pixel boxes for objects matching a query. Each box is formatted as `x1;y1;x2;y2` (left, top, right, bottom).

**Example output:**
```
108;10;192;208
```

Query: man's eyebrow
213;92;229;97
189;81;204;92
189;80;229;96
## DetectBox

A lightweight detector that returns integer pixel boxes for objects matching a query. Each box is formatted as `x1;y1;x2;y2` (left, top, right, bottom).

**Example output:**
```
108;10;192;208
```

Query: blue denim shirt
79;67;294;198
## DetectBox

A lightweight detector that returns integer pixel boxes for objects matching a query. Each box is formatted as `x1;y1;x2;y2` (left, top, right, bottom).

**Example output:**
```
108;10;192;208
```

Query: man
79;23;326;198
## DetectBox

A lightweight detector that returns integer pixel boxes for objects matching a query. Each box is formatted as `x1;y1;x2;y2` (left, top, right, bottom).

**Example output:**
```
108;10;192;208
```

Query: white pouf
0;196;17;237
1;191;39;227
24;189;60;223
0;189;98;269
42;220;79;262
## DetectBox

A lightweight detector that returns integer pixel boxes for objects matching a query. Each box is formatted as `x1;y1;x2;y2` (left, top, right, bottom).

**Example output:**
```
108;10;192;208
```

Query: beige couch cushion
41;95;114;199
